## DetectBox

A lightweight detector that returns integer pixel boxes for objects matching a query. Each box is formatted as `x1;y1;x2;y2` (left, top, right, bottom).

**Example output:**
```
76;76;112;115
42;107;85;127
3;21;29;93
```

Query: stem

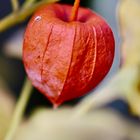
70;0;80;21
0;0;60;32
11;0;19;12
4;78;33;140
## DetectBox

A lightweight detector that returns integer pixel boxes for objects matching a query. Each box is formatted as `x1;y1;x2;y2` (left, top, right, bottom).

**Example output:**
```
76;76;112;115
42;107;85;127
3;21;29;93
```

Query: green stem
11;0;19;12
4;78;33;140
0;0;60;32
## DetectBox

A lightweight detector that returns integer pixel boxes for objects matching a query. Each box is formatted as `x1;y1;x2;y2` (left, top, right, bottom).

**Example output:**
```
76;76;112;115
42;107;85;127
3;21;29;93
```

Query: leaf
15;108;140;140
119;0;140;116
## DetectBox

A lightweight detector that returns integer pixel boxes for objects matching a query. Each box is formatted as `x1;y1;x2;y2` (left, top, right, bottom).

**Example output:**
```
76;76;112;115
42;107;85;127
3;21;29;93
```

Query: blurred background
1;0;140;140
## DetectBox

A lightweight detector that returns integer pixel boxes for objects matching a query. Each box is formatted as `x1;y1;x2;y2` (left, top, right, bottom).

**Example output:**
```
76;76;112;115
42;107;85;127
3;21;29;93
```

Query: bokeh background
1;0;140;140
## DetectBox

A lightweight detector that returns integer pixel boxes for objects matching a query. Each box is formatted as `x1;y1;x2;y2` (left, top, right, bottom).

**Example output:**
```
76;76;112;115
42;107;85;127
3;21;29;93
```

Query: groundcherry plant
23;0;115;107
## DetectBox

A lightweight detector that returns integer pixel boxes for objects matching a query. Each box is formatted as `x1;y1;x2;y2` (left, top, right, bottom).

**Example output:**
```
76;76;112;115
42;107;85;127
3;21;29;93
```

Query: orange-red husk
23;4;115;106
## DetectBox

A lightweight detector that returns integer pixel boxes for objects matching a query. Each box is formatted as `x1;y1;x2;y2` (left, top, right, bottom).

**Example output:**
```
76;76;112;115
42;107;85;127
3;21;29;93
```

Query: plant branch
11;0;19;12
4;78;33;140
0;0;60;32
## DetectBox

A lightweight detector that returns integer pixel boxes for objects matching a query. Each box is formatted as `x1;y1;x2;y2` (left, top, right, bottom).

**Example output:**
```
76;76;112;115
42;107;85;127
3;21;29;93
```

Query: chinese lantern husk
23;4;115;106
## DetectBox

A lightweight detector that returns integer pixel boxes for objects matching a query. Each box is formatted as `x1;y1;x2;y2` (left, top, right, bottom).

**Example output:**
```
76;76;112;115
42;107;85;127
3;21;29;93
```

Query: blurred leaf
0;77;15;140
15;108;140;140
119;0;140;116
